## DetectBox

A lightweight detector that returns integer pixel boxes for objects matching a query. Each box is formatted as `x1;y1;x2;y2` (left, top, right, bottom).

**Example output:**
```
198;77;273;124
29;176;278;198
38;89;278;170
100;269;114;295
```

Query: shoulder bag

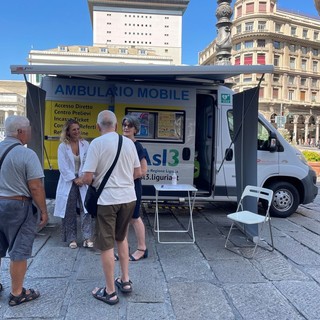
0;143;20;170
84;134;123;218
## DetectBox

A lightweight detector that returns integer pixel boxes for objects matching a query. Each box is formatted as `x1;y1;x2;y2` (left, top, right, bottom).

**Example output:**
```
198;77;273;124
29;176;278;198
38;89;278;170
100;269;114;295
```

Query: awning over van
10;64;274;85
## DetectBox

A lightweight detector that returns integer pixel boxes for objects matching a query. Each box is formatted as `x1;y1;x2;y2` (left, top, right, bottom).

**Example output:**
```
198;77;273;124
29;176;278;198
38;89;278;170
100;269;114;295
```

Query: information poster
158;112;177;138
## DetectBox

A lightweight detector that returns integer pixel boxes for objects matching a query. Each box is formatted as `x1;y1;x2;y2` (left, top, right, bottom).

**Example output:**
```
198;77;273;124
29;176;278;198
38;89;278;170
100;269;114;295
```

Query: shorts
95;201;136;251
0;199;37;261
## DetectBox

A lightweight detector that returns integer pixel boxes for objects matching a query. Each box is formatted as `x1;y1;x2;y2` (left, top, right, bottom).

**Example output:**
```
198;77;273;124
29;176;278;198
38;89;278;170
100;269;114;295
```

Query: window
234;56;240;65
303;29;308;39
236;6;242;18
273;41;281;49
301;78;306;86
257;53;265;65
300;91;306;101
259;87;264;98
227;111;271;151
58;46;67;51
243;75;252;82
314;31;319;41
312;48;318;56
290;57;295;69
275;23;282;32
313;61;318;72
291;26;297;36
119;48;128;54
245;22;253;32
288;75;295;85
273;74;280;83
138;49;147;55
259;2;267;12
301;46;307;55
234;43;241;51
244;54;253;65
301;59;307;71
257;39;265;47
274;55;280;66
79;47;88;52
236;25;242;34
126;109;185;142
312;92;317;102
244;40;253;48
258;21;266;31
246;2;254;13
289;44;296;53
99;48;108;53
312;78;317;87
288;90;294;100
273;88;279;99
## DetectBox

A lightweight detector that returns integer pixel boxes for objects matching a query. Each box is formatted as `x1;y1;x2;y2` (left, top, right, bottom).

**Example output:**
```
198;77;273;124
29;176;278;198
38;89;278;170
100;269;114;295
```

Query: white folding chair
225;185;274;258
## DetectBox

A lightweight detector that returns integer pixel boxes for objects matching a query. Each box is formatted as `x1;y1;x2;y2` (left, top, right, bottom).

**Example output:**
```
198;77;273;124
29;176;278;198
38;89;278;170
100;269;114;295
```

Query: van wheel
266;182;300;218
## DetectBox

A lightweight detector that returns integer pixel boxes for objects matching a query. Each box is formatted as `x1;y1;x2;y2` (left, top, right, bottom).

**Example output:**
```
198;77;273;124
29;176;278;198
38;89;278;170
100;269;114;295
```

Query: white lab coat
53;140;89;218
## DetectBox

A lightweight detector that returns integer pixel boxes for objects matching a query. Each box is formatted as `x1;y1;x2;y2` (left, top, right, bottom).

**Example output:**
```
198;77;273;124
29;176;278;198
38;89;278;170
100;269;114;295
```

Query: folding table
153;184;198;244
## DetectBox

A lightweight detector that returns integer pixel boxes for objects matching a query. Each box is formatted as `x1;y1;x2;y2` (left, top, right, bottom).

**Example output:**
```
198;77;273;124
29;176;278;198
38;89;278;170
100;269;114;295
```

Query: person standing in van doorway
53;119;93;249
122;115;148;261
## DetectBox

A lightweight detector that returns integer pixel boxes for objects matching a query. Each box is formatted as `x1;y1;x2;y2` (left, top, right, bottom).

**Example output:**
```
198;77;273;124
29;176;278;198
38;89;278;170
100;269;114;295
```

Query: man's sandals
115;278;132;293
92;279;132;305
9;288;40;307
92;287;119;305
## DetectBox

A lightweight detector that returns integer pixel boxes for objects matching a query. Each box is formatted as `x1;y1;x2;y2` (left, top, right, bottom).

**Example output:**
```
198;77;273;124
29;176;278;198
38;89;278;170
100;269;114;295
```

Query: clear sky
0;0;318;81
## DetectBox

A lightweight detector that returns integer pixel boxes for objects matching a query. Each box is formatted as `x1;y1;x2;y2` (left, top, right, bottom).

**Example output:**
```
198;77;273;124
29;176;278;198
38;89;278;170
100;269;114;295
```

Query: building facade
0;81;26;140
199;0;320;145
28;0;189;85
88;0;189;64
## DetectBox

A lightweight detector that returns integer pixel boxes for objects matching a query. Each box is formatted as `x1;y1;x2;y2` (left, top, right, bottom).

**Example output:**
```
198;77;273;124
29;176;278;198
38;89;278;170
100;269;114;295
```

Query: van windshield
227;110;270;151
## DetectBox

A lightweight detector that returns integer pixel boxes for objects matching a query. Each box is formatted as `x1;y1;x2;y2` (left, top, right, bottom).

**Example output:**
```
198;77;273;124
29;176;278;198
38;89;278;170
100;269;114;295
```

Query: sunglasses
122;122;133;128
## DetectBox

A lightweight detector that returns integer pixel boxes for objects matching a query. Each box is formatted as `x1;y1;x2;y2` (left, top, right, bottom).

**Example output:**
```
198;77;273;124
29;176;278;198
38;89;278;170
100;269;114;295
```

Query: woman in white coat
53;119;93;249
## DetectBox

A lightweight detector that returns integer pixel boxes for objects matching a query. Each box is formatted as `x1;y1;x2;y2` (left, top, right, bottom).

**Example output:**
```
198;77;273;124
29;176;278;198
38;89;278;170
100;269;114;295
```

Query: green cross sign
221;93;231;103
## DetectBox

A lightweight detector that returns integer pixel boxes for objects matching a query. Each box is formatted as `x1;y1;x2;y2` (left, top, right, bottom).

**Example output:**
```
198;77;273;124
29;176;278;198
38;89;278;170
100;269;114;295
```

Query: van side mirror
269;132;277;153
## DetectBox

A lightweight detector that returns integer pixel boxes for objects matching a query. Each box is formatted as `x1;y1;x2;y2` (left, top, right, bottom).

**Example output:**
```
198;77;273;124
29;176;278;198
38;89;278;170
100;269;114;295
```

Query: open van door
194;94;216;196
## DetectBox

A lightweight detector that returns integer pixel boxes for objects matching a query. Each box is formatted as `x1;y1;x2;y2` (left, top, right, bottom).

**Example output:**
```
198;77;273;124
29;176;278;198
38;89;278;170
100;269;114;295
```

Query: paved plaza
0;184;319;319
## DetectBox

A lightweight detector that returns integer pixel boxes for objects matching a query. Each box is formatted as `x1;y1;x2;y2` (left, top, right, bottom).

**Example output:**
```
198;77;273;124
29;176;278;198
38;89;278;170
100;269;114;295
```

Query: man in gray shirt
0;115;48;307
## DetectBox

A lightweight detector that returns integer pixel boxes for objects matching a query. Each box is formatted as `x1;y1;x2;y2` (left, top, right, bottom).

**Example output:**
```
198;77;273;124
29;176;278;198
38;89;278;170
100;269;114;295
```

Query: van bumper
301;168;318;204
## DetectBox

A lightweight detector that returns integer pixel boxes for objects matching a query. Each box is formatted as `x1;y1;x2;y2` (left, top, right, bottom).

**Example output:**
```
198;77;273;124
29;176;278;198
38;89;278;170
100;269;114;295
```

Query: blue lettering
144;149;151;166
159;89;168;99
123;87;133;97
162;149;167;166
106;87;114;97
181;90;189;100
152;154;161;166
55;85;64;95
87;87;96;97
138;88;148;98
149;89;158;99
65;86;76;95
78;86;86;96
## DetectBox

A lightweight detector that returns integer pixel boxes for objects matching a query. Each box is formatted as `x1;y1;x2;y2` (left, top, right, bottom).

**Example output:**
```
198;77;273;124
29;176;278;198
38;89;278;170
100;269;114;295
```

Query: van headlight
297;152;308;165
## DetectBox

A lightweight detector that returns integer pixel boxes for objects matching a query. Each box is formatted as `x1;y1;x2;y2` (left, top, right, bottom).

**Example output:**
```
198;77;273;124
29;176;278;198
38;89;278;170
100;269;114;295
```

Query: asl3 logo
145;148;179;166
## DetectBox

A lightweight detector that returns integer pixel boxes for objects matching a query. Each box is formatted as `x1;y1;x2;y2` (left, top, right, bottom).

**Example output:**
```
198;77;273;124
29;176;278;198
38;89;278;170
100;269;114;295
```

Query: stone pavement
0;186;319;320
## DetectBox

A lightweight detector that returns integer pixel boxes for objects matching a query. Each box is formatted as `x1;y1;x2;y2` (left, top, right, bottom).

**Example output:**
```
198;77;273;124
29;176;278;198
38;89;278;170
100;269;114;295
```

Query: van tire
266;182;300;218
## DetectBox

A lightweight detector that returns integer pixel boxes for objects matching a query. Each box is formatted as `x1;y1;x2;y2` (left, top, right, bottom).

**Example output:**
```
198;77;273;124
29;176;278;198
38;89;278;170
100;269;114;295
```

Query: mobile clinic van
11;64;318;218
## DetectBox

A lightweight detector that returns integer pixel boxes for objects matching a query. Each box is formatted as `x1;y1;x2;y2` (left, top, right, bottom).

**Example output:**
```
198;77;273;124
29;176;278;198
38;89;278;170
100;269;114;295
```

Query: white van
11;64;318;218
